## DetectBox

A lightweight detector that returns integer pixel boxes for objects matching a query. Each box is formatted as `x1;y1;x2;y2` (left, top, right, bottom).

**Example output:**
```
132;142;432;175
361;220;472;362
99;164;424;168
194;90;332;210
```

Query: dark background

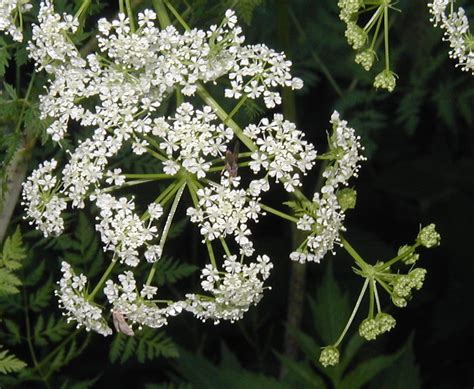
1;0;473;388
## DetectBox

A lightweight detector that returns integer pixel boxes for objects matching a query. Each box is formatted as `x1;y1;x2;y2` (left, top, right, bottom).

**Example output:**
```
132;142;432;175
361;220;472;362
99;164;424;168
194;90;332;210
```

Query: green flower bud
417;224;440;248
359;318;378;340
398;245;419;265
355;49;375;71
337;188;357;211
338;0;363;22
393;274;413;298
345;22;367;50
319;346;340;367
373;69;397;92
376;312;396;334
392;295;407;308
409;268;427;290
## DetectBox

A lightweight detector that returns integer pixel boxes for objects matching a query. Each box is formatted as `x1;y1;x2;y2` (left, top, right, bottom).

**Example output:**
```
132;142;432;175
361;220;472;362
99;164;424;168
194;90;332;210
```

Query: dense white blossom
56;262;112;336
290;111;365;263
21;159;67;237
428;0;474;74
0;0;31;41
185;254;272;323
95;193;157;267
244;114;317;192
187;175;264;256
22;4;366;336
104;271;185;329
154;103;233;178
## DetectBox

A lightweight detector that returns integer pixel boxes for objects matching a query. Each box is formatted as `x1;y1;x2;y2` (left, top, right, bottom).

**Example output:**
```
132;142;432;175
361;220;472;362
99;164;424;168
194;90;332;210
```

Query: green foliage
284;199;317;219
109;329;179;364
154;257;198;287
0;227;25;296
0;346;27;374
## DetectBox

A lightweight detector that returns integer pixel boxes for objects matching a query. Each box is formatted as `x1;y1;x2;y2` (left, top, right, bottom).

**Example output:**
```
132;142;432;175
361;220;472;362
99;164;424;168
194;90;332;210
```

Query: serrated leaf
23;260;45;287
0;46;10;77
2;83;17;100
339;341;406;389
28;277;53;312
309;263;350;344
109;333;125;364
2;319;21;345
154;257;198;286
0;347;27;374
167;218;188;239
136;330;179;363
276;352;325;388
34;315;48;347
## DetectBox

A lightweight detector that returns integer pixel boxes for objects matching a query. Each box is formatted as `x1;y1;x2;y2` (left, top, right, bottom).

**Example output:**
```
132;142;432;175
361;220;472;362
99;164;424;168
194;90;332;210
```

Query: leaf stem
146;182;186;285
334;278;369;347
260;203;299;223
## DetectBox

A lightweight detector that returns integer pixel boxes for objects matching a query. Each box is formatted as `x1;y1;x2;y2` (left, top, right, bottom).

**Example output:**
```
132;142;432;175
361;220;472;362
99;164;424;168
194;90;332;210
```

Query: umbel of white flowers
17;2;365;335
428;0;474;74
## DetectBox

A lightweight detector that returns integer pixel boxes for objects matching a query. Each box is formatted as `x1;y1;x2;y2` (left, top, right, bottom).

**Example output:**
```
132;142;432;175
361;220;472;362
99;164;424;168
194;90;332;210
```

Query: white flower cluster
244;114;317;192
428;0;474;74
185;254;272;323
22;3;366;336
154;103;234;178
104;271;185;330
21;159;67;237
291;111;365;263
187;176;263;256
0;0;31;41
56;262;112;336
95;194;158;267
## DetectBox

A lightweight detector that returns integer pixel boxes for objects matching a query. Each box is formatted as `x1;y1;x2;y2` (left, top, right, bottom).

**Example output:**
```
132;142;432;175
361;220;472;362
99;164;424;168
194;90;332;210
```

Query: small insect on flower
112;310;135;336
223;141;239;178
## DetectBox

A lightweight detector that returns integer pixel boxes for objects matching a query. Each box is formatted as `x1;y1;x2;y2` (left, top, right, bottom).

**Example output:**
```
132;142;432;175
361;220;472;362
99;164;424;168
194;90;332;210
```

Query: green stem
373;280;381;313
340;235;370;270
125;0;136;32
23;288;50;387
289;9;343;98
119;0;124;13
153;0;172;27
124;173;173;180
370;10;384;51
89;260;117;299
146;147;168;162
334;278;369;347
383;5;390;70
260;204;299;223
197;84;256;152
146;183;186;285
368;277;375;319
220;237;232;257
380;243;420;270
75;0;91;19
163;0;190;30
15;72;35;134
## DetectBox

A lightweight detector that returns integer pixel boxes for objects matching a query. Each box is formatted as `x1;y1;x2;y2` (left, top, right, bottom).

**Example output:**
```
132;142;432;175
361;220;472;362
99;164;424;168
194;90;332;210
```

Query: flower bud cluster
319;346;340;367
390;268;427;307
359;312;396;341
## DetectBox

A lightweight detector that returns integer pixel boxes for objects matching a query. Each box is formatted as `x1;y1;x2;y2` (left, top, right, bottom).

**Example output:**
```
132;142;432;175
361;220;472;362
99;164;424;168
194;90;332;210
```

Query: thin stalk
334;278;369;347
368;277;375;319
384;5;390;70
380;243;420;270
340;235;370;270
23;288;50;388
125;0;136;32
124;173;173;180
146;183;186;285
260;204;298;223
289;9;343;98
89;260;117;299
373;280;382;313
220;237;232;257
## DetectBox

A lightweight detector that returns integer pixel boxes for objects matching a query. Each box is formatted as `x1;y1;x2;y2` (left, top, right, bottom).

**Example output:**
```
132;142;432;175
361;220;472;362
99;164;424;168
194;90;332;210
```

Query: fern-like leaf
0;346;27;374
155;257;198;287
